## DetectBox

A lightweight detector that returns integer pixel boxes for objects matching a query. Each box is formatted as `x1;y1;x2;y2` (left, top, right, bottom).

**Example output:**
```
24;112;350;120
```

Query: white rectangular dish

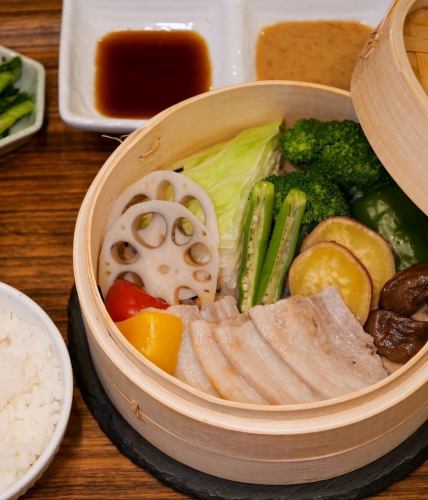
59;0;391;133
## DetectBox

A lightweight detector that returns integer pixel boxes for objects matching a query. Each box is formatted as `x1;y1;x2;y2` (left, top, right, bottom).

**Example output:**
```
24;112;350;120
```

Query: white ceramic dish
0;282;73;500
0;46;45;157
59;0;391;133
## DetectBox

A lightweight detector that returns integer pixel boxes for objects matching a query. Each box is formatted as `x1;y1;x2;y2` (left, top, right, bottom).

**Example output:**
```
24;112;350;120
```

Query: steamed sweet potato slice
301;216;395;307
289;241;372;324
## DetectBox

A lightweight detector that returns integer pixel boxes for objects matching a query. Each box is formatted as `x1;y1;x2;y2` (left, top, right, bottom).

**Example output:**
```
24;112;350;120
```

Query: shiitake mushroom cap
380;262;428;316
365;309;428;363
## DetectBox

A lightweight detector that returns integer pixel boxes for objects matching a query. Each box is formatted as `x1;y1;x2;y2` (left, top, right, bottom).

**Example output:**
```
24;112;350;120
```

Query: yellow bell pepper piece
116;310;183;374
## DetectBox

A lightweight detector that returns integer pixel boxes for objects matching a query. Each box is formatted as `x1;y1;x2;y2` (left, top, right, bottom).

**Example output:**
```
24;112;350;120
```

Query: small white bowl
0;46;45;157
59;0;390;133
0;282;73;500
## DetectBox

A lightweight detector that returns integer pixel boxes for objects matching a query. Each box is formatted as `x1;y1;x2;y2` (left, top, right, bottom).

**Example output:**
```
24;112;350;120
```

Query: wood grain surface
0;1;426;498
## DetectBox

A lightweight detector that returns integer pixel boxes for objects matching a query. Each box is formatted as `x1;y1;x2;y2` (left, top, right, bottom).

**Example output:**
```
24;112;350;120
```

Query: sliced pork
200;295;240;322
169;296;240;398
190;319;267;404
250;296;368;400
308;287;387;384
214;320;319;404
168;305;219;397
172;288;388;405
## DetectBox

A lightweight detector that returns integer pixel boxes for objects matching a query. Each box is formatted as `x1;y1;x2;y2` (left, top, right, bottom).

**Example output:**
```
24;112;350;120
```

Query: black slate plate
67;286;428;500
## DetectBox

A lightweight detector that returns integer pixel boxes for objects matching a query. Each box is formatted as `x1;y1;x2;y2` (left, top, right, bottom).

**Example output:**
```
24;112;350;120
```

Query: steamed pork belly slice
214;320;319;404
169;296;240;397
313;286;379;346
168;305;220;397
308;287;388;384
200;295;240;323
250;296;368;400
191;320;267;404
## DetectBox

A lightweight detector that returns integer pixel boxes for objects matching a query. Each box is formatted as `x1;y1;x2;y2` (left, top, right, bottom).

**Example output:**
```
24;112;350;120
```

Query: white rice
0;309;63;493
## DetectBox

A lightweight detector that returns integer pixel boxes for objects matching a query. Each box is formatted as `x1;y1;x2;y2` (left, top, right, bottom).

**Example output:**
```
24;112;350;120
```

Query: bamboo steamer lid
352;0;428;215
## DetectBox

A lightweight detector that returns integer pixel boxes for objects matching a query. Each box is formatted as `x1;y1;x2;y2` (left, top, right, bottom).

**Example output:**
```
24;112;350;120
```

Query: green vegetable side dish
255;189;306;305
281;119;386;193
0;57;22;93
0;56;34;137
351;184;428;271
238;180;274;313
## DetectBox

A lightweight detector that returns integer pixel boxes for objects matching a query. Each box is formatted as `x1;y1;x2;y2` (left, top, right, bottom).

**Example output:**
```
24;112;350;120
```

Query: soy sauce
95;30;212;118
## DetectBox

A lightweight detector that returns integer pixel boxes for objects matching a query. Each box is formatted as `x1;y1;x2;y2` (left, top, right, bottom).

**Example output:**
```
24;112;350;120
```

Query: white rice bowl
0;283;72;500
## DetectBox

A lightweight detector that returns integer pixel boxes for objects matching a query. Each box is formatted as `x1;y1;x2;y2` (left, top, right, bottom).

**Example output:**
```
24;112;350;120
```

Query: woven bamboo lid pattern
405;7;428;92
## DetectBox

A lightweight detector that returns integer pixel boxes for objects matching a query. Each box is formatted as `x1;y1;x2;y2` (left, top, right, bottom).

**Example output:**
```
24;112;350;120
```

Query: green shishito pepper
351;184;428;270
256;189;306;304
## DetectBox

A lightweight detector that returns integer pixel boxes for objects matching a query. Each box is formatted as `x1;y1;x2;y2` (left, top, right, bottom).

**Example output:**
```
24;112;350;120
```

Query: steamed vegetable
99;199;220;305
365;309;428;364
351;184;428;270
177;120;281;294
105;170;219;241
256;189;306;305
281;119;386;193
238;180;274;313
379;262;428;316
105;279;169;322
365;263;428;364
301;216;395;308
116;310;183;374
0;56;22;93
265;169;349;232
289;241;373;324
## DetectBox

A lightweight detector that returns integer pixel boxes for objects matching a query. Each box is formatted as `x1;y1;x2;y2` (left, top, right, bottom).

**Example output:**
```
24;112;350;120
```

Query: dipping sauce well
256;21;373;90
95;30;212;118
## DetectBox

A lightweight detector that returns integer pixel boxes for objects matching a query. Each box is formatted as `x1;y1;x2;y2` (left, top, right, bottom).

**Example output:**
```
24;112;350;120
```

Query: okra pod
256;189;306;304
238;180;274;313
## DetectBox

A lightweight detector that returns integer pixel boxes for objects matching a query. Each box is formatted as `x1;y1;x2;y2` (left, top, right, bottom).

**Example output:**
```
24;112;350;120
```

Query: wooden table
0;1;426;498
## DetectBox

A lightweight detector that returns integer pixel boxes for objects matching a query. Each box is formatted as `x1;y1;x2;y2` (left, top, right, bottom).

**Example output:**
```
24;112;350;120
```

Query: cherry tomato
105;279;169;322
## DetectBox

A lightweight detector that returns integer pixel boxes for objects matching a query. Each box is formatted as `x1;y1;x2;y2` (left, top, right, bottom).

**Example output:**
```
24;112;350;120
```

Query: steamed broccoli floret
265;170;349;228
358;167;394;195
281;119;385;193
280;118;321;164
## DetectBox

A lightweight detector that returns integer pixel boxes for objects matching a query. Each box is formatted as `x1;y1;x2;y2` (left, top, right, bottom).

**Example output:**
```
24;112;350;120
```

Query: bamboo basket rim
88;350;428;444
74;80;428;425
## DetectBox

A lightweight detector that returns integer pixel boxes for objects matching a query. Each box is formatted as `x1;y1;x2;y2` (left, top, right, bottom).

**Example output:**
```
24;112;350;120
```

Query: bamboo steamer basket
352;0;428;215
74;80;428;485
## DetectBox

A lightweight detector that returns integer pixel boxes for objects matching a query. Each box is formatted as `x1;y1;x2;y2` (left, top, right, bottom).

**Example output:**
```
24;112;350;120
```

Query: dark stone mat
68;286;428;500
